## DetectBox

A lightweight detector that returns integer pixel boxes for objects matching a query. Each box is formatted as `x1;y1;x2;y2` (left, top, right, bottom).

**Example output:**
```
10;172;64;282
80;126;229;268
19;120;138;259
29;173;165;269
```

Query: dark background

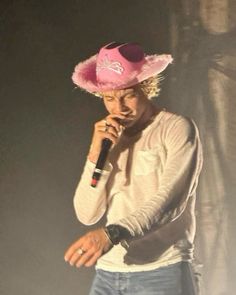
1;1;236;294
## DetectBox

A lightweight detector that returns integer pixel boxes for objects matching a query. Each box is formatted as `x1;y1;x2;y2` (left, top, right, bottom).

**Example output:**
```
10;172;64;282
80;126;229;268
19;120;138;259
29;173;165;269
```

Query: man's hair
139;74;162;99
94;74;162;99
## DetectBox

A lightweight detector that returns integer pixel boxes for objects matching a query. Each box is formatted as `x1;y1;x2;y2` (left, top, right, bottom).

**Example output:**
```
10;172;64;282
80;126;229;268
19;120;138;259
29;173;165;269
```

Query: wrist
87;151;99;163
104;224;131;245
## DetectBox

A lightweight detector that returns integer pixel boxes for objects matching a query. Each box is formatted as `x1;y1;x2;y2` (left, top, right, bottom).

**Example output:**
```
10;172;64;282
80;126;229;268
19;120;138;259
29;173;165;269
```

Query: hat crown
96;42;145;83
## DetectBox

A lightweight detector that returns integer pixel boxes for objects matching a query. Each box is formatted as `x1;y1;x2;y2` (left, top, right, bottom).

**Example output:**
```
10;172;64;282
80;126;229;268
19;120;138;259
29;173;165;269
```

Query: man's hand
64;228;112;268
88;114;125;163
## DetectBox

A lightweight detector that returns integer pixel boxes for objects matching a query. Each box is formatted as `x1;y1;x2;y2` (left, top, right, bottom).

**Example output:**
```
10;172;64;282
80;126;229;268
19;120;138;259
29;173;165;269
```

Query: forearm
73;159;112;225
73;113;123;224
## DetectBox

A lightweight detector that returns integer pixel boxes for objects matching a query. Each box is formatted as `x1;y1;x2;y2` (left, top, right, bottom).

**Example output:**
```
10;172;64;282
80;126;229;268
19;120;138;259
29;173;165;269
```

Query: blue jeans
89;262;198;295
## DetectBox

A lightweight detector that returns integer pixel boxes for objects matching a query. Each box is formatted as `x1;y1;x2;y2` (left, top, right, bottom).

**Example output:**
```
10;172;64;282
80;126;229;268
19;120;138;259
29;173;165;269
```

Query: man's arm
73;114;124;224
73;159;112;224
115;117;203;237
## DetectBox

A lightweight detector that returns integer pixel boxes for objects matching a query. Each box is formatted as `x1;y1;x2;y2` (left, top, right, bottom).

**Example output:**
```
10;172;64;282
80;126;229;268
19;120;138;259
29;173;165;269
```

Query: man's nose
116;101;129;113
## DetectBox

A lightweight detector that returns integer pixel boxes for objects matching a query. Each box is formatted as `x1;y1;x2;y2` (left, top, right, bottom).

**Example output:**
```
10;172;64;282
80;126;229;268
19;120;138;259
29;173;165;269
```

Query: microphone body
91;138;112;187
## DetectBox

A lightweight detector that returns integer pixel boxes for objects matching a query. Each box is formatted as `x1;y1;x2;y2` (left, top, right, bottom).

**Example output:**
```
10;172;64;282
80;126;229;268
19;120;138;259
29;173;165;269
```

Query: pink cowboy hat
72;42;173;93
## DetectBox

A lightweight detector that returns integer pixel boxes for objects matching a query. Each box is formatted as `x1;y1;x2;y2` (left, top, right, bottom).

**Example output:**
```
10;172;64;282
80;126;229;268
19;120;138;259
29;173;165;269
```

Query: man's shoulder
150;110;199;144
156;109;192;128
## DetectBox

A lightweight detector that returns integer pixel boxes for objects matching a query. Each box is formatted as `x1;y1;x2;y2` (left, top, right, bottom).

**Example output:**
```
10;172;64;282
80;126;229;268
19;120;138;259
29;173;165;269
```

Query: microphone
91;138;112;187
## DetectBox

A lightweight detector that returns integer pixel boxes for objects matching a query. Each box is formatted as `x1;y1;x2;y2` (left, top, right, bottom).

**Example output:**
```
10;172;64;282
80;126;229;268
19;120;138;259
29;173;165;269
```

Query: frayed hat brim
72;53;173;93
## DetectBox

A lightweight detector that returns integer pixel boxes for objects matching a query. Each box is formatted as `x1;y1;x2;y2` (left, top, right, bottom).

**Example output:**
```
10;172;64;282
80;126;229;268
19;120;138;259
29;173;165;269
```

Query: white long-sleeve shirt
73;110;203;272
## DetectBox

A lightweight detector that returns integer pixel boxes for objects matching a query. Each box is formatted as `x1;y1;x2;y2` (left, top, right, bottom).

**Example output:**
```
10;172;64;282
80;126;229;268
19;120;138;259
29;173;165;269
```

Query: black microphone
91;138;112;187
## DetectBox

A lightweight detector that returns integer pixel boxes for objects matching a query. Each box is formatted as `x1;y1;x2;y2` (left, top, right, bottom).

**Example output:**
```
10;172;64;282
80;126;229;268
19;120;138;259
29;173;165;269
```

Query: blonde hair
93;74;162;99
139;74;162;99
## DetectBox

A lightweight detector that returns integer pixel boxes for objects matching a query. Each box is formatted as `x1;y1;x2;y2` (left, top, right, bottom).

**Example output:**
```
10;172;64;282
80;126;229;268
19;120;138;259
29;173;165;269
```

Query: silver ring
77;248;86;255
103;119;110;132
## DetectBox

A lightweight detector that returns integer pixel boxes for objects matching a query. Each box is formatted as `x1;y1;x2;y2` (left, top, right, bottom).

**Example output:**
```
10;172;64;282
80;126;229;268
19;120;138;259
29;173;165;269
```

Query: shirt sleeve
73;159;113;225
115;117;203;236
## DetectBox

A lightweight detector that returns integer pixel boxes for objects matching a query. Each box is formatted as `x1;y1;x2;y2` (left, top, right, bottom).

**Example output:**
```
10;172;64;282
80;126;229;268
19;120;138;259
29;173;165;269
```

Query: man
64;42;203;295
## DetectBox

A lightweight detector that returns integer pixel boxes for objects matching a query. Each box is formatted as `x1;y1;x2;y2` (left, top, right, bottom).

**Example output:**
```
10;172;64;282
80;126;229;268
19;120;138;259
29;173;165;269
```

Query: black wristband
104;224;131;245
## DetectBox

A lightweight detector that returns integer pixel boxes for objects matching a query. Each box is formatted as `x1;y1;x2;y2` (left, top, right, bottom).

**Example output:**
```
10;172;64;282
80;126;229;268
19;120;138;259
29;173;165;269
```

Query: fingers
76;248;103;268
64;241;103;268
64;239;83;263
64;233;101;267
68;249;85;266
97;128;119;143
84;250;103;267
95;118;122;145
88;115;125;163
65;247;100;268
64;229;112;269
97;115;125;132
97;124;118;137
104;115;125;132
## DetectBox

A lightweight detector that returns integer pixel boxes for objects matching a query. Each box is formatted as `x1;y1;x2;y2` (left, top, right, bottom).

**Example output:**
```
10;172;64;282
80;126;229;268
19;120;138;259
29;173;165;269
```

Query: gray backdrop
1;1;236;294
